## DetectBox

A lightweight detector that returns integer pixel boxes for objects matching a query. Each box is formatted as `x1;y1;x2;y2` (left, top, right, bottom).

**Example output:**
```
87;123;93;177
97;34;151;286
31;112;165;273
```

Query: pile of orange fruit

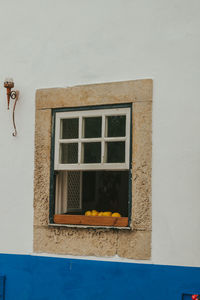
85;210;121;217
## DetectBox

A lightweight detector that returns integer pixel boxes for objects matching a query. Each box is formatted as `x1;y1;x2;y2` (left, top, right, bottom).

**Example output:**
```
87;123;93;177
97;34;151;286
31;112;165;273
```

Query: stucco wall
0;0;200;266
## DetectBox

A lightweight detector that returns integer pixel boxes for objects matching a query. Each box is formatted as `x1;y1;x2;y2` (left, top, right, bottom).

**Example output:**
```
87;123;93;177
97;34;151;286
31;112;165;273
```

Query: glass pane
107;115;126;137
106;141;125;163
60;143;78;163
83;143;101;163
61;118;79;139
82;171;128;217
67;171;81;210
84;117;102;138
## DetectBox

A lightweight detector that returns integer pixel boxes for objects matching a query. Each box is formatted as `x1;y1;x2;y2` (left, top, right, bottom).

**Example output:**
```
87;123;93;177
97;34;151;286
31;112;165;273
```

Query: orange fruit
112;212;121;217
103;211;112;217
98;212;104;216
91;210;98;216
85;211;92;216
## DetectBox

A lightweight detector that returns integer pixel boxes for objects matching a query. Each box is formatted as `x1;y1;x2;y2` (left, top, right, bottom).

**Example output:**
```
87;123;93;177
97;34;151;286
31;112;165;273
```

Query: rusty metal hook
12;91;19;137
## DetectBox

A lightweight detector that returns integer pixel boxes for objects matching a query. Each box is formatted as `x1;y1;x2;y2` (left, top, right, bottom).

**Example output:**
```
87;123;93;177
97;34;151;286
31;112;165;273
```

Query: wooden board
54;214;128;227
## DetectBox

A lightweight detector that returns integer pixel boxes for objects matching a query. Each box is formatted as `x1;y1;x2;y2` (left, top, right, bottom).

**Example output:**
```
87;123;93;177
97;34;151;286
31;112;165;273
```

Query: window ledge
53;214;128;227
49;223;131;230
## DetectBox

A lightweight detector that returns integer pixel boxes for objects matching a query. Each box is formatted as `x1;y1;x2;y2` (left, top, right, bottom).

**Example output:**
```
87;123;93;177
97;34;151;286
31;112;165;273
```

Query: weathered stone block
34;109;51;226
117;230;151;260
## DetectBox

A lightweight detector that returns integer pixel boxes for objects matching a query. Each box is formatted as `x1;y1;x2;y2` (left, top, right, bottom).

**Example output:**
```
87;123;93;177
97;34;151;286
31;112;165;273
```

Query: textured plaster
36;79;152;110
117;230;151;260
34;226;118;257
131;102;152;230
34;79;152;259
34;109;51;226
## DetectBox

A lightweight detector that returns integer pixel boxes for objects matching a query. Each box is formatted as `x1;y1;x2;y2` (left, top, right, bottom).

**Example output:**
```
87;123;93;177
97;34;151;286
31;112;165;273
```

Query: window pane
83;142;101;163
67;171;81;211
107;115;126;137
84;117;102;138
61;118;79;139
106;141;125;163
82;171;128;217
60;143;78;163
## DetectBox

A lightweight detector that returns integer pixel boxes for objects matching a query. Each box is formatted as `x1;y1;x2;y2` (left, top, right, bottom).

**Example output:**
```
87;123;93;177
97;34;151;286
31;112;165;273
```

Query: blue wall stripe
0;254;200;300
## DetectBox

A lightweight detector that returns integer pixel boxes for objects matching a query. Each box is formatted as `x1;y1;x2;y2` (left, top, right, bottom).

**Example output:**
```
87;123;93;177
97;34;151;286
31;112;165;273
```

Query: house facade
0;1;200;299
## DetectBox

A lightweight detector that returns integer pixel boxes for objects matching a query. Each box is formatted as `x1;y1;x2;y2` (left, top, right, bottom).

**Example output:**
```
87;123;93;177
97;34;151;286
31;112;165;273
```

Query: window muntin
54;107;130;171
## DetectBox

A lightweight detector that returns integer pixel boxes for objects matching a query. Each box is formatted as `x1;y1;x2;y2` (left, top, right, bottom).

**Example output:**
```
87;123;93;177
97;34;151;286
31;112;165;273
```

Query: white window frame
54;107;130;171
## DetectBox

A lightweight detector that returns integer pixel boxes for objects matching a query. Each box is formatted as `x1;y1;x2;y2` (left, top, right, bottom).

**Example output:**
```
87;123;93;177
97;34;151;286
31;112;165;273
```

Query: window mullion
104;137;126;142
101;114;105;163
59;139;79;143
80;138;102;143
125;111;130;167
78;116;82;164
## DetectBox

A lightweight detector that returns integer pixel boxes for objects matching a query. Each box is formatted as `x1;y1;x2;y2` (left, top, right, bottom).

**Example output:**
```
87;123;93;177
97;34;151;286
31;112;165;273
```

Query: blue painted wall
0;254;200;300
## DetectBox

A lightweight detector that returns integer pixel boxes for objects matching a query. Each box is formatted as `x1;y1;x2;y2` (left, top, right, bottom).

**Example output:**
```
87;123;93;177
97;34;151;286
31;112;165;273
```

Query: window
52;105;132;227
34;79;152;259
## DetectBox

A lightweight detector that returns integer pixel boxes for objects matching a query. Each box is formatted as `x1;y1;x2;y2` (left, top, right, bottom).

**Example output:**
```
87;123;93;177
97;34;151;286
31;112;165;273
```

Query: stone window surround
34;79;152;260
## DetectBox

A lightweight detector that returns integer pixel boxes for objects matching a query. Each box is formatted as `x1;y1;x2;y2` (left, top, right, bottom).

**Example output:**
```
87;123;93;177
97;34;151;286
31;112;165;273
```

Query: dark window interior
82;171;128;217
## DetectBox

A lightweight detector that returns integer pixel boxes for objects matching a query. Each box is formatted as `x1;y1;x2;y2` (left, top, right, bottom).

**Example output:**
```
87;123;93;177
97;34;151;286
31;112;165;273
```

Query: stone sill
49;223;131;231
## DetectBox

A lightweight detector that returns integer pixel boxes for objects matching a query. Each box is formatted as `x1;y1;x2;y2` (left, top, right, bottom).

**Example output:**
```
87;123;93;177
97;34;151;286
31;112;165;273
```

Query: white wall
0;0;200;266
